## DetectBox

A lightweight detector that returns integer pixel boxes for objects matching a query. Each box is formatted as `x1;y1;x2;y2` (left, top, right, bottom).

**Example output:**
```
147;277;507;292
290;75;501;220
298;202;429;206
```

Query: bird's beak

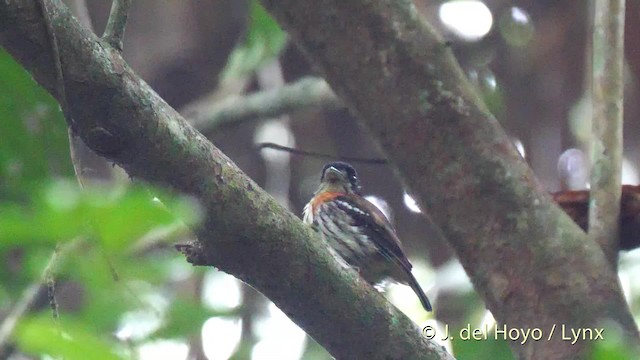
324;167;343;182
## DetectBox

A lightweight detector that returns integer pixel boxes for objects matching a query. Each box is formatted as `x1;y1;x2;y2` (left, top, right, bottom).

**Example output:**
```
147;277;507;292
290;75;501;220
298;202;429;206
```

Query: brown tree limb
590;0;625;266
0;1;451;359
259;0;639;358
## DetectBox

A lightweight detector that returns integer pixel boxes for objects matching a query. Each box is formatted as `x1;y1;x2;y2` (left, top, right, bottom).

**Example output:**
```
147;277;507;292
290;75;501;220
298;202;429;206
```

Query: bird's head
317;162;361;195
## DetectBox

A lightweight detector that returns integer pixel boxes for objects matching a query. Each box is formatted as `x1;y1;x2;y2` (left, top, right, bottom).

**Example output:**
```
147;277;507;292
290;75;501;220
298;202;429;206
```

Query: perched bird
303;162;432;312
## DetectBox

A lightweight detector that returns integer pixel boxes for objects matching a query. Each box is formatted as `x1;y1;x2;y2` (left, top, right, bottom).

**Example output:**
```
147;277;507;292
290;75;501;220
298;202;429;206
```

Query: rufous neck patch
310;191;345;212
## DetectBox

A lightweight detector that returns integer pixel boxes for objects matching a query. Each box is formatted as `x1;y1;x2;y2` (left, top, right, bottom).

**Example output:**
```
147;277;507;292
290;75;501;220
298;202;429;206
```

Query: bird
303;162;432;312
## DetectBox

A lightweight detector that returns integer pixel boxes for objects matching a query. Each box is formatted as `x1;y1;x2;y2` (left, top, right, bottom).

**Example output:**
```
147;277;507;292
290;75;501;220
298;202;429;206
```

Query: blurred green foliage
0;48;223;359
588;323;637;360
16;316;124;360
0;50;73;200
221;0;287;81
452;330;513;360
0;180;201;250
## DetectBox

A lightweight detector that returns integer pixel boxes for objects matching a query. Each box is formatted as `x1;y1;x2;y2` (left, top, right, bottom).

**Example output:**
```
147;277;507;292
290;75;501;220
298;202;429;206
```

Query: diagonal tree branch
259;0;639;358
0;1;450;359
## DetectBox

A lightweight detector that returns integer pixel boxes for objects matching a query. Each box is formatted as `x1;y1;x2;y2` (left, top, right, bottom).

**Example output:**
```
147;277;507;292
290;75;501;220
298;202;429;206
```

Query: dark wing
333;194;433;311
333;194;413;271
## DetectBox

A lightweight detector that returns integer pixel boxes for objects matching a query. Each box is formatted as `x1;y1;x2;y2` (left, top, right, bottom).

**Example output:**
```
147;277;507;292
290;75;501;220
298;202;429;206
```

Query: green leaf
0;49;73;199
89;186;202;251
15;316;128;360
221;0;287;80
66;250;136;331
0;180;203;251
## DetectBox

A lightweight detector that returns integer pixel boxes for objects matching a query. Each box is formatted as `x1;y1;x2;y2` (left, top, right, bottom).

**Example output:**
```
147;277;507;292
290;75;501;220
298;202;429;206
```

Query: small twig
37;0;68;113
39;0;103;188
0;284;39;351
0;240;81;351
103;0;133;52
233;284;262;359
256;143;387;165
34;0;76;335
590;0;625;266
129;223;189;255
185;271;206;360
46;268;61;336
182;77;342;133
67;0;118;187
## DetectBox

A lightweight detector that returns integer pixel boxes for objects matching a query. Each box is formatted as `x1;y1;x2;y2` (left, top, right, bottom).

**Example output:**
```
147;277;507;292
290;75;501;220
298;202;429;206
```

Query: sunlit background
2;0;640;359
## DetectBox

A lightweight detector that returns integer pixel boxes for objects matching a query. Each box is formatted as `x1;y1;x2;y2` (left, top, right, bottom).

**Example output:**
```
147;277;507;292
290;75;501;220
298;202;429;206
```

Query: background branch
102;0;132;52
0;1;451;359
182;76;341;133
590;0;625;265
